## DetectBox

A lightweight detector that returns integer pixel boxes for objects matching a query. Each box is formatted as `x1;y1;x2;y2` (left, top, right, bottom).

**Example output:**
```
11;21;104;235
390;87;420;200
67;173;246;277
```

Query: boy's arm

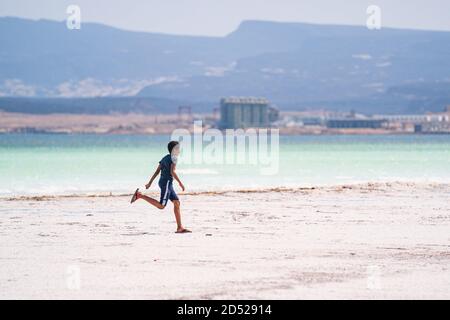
145;164;161;189
171;163;185;191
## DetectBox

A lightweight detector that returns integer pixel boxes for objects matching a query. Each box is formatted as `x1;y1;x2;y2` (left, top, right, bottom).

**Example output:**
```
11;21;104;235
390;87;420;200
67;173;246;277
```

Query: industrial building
326;119;387;129
220;97;269;129
412;106;450;133
375;105;450;133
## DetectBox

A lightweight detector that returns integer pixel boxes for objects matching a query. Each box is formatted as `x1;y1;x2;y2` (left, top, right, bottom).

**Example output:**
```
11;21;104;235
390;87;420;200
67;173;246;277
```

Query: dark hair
167;141;179;153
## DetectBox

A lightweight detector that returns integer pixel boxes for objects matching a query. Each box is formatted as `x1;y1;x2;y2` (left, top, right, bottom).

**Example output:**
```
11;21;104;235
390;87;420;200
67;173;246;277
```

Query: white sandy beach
0;182;449;299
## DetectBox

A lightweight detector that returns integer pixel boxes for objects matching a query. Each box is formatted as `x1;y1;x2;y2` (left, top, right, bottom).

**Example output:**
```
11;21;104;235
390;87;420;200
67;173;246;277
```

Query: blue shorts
159;179;179;206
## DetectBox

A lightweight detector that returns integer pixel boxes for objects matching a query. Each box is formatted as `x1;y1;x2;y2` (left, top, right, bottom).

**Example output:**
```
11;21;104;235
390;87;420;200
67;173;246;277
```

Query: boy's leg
168;183;189;232
136;192;165;209
172;200;183;230
171;199;191;233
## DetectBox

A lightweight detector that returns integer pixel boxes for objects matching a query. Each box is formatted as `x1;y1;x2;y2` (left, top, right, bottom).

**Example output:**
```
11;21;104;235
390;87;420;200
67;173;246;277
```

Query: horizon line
2;15;450;38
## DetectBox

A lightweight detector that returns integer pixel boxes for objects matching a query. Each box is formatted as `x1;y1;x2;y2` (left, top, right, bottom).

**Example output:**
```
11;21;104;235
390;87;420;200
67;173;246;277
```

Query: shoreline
3;131;450;136
2;111;450;135
2;181;449;201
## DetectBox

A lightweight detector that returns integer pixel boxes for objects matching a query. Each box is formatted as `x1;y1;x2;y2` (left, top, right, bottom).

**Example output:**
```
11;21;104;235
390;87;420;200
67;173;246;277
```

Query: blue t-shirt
159;154;175;182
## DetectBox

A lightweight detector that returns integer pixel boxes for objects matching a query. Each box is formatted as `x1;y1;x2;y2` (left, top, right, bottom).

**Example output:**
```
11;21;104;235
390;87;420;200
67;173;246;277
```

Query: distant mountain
1;17;449;114
0;96;193;114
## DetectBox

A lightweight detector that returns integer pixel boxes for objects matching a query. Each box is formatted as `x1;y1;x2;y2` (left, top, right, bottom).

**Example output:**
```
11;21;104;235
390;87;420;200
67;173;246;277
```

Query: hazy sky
1;0;450;36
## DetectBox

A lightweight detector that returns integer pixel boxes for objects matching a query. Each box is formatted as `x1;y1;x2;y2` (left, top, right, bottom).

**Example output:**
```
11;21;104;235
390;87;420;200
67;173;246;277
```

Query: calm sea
1;134;449;196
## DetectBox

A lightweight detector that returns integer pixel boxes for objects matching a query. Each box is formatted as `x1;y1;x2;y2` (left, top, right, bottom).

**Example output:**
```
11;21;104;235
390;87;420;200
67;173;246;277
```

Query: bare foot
176;228;192;234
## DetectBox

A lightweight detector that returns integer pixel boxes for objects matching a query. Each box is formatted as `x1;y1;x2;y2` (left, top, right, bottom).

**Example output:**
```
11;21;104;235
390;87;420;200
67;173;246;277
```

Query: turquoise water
1;134;450;196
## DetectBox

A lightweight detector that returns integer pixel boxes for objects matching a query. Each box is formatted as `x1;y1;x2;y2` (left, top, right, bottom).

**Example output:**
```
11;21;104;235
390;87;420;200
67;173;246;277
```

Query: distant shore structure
178;105;193;123
326;119;386;129
220;97;270;129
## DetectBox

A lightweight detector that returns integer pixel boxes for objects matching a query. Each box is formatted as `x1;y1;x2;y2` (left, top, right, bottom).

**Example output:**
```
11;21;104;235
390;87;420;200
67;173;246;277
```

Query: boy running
130;141;191;233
